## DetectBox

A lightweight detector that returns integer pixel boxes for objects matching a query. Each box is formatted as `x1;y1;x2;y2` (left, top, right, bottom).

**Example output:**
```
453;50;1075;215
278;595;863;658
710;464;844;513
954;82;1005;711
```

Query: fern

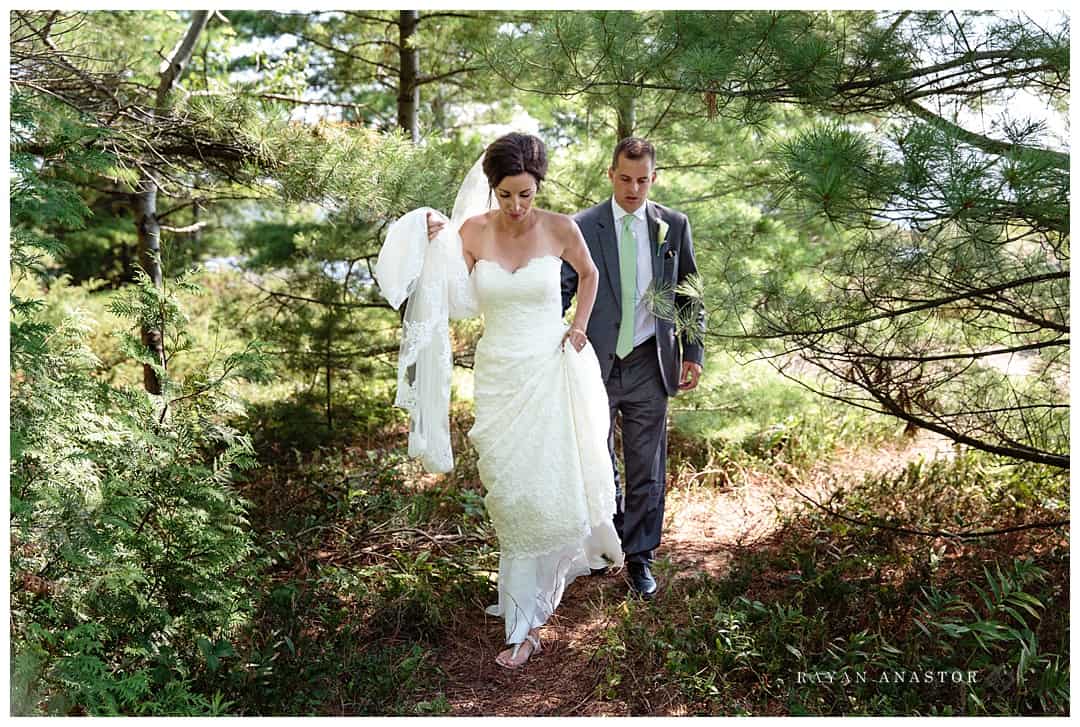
10;114;270;713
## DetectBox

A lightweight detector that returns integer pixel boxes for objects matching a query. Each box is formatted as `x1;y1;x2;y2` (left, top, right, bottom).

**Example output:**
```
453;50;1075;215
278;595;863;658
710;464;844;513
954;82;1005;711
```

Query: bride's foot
495;631;541;670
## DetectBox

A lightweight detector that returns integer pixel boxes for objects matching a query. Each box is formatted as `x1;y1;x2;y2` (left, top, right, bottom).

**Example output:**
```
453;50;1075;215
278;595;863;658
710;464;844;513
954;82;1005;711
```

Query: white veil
448;154;494;234
375;151;492;472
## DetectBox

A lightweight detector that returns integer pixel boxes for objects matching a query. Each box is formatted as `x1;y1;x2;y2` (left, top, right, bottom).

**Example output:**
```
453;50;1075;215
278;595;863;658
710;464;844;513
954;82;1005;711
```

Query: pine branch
249;92;374;115
293;32;400;76
417;12;484;23
416;66;485;86
249;280;393;310
902;99;1069;169
759;271;1068;338
842;338;1068;364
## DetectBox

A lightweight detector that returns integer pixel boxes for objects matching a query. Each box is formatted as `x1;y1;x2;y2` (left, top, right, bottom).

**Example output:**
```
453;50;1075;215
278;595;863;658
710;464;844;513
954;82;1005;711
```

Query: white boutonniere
656;219;669;257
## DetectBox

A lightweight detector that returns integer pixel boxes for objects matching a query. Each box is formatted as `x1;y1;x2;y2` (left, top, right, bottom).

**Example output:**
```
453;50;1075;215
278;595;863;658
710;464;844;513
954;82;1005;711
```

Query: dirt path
429;432;950;715
432;574;633;716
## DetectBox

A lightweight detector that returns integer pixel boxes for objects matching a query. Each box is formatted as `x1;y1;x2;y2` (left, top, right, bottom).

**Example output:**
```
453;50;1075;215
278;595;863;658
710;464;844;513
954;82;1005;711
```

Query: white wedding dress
375;156;623;647
468;253;623;644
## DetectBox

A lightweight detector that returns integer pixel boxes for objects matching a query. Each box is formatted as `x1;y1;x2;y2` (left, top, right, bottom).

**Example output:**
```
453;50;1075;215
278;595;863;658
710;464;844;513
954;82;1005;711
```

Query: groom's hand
426;211;446;241
679;361;702;391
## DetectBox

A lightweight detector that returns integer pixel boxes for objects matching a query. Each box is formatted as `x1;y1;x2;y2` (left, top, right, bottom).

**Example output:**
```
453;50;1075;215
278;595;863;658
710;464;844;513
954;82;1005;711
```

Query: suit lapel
597;200;621;307
647;202;664;284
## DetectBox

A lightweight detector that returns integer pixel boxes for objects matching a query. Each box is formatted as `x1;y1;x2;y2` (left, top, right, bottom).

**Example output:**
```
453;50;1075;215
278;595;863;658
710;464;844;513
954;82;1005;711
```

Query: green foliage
642;273;707;347
750;15;1068;467
203;119;462;431
669;352;895;472
772;121;894;225
9;296;264;712
837;453;1069;544
488;9;1069;468
10;134;271;712
223;10;514;133
12;8;1069;716
596;453;1068;715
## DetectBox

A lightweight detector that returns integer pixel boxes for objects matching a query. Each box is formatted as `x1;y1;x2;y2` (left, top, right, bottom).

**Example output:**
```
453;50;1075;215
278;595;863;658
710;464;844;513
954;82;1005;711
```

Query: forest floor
424;431;955;716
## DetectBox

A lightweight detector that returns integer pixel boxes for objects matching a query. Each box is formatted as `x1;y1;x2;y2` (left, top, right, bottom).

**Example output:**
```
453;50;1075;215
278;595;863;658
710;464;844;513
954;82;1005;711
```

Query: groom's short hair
611;137;656;170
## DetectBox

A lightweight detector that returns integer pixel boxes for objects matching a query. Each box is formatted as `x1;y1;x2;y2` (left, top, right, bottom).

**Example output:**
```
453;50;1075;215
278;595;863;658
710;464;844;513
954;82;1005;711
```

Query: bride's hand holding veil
374;154;493;473
427;211;446;241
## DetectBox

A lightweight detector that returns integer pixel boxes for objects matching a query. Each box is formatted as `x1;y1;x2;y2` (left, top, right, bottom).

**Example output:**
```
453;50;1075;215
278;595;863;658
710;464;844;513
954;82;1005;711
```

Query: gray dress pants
605;337;668;564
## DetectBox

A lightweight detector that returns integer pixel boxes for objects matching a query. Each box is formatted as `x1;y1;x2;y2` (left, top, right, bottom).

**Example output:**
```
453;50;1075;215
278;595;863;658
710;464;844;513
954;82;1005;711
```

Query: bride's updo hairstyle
482;133;548;190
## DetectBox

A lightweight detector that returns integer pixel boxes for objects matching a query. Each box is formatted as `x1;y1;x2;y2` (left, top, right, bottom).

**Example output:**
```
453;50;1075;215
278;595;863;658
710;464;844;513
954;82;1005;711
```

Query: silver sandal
496;632;542;670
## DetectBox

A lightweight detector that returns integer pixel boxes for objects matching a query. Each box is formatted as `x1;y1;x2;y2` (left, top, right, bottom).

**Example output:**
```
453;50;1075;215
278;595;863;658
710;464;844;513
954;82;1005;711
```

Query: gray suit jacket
562;198;705;396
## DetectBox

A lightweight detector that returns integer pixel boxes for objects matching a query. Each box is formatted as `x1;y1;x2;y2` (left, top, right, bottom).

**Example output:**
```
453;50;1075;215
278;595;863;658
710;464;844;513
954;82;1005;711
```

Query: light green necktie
616;214;637;358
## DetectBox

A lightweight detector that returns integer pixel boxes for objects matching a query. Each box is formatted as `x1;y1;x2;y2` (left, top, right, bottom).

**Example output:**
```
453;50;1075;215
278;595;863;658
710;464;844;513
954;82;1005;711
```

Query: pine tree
488;10;1069;466
10;10;453;402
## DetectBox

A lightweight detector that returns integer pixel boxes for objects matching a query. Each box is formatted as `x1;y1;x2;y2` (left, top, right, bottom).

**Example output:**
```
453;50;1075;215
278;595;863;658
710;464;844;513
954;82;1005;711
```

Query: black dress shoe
626;562;658;600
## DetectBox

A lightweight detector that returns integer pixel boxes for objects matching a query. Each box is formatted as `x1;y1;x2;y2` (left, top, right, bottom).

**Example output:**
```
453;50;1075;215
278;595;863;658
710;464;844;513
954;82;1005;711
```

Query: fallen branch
249;278;393;309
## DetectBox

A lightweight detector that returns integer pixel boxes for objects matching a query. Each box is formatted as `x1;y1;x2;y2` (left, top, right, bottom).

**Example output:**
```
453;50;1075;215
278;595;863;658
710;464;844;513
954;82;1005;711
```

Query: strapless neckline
472;254;560;277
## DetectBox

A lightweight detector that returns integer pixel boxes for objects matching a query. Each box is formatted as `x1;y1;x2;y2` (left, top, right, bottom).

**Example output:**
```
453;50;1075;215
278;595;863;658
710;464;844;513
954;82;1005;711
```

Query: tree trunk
616;92;636;140
398;10;420;143
135;10;211;394
134;181;165;393
325;319;334;430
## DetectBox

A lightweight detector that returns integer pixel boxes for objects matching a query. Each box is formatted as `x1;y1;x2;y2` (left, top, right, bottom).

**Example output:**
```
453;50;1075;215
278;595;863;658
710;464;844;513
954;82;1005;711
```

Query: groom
563;137;704;600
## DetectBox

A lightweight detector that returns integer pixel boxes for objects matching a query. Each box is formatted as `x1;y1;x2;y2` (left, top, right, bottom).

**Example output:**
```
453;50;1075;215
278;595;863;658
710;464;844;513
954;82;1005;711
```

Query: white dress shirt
611;197;657;348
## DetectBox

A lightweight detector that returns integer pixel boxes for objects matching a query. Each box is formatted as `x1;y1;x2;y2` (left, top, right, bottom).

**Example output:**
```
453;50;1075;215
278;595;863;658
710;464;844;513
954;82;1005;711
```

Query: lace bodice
471;255;564;343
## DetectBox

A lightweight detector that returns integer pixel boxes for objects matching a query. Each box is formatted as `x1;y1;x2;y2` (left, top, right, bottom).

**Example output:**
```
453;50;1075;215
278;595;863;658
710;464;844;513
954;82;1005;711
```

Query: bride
376;133;623;669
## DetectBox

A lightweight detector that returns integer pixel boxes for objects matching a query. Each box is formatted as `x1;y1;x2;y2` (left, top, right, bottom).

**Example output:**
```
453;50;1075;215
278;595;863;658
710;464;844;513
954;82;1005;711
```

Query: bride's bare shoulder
459;211;495;256
460;211;495;239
